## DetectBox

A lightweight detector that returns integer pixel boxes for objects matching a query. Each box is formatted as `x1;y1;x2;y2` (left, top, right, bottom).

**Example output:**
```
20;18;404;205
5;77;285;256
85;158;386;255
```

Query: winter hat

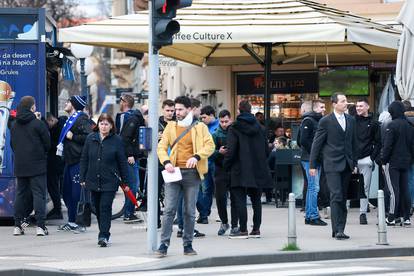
70;95;87;111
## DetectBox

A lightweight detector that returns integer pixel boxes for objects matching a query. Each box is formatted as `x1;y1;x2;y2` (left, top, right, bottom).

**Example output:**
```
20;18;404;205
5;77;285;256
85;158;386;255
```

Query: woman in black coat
80;113;129;247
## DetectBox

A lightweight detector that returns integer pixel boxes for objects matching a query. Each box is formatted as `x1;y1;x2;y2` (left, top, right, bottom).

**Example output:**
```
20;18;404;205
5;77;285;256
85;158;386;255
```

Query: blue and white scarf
56;111;83;156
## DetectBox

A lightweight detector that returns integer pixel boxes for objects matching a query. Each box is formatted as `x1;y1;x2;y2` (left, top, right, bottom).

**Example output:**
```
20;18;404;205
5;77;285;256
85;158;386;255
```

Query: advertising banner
0;43;40;217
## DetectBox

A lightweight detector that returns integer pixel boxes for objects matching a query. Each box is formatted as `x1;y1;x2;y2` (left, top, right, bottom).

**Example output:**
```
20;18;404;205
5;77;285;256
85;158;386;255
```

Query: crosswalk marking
111;263;390;276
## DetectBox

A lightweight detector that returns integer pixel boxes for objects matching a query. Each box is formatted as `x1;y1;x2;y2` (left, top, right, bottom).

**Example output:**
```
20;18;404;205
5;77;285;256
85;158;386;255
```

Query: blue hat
70;95;87;110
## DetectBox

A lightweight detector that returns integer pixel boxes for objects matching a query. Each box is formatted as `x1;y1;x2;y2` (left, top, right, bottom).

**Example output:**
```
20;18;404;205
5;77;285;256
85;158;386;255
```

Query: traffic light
151;0;192;49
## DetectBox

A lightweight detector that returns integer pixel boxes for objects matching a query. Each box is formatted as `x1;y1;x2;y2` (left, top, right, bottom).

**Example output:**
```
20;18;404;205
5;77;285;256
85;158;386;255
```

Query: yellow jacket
157;121;215;180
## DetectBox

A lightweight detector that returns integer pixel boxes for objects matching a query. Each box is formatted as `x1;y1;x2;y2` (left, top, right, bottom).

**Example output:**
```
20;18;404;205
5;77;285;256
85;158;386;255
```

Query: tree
0;0;83;27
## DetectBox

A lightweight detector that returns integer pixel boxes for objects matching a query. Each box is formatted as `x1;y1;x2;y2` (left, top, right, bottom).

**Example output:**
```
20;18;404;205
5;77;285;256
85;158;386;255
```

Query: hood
16;109;35;125
388;101;406;120
233;112;261;136
216;125;228;135
302;111;322;121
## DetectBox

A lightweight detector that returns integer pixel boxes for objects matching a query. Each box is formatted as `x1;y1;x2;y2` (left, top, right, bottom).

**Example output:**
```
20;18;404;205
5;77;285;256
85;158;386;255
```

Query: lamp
71;44;94;103
277;53;310;65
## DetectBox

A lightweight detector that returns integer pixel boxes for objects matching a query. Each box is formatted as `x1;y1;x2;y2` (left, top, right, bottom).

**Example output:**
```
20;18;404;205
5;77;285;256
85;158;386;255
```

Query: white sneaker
404;219;411;226
36;226;49;236
13;226;24;236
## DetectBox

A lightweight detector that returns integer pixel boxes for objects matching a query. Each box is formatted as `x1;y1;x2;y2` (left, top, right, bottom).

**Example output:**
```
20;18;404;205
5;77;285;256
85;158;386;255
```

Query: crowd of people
8;91;414;253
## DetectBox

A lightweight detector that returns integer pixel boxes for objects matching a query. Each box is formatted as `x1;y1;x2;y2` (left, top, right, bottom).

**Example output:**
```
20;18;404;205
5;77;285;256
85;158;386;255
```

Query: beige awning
59;0;401;66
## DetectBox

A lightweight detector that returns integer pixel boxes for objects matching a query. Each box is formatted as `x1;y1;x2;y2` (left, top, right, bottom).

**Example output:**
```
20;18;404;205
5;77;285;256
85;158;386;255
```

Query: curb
2;247;414;275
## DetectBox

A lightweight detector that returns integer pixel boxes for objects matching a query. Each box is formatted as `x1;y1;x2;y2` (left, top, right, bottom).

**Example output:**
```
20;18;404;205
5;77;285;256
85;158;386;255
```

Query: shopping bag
347;173;366;200
76;187;92;227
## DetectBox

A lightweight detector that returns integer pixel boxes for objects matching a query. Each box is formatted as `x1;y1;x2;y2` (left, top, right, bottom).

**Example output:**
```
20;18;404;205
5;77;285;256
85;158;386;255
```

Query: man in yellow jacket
156;96;215;257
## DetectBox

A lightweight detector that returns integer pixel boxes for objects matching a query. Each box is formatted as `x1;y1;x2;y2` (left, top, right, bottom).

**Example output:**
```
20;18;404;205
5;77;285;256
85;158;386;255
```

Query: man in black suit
309;92;357;240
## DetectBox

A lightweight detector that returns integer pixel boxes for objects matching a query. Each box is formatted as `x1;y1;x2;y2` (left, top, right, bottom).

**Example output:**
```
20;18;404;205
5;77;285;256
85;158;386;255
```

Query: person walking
117;94;145;223
57;96;93;232
211;109;238;236
354;98;380;225
382;101;414;226
299;99;327;226
310;92;358;240
224;100;272;239
156;96;215;257
80;113;130;247
11;96;51;236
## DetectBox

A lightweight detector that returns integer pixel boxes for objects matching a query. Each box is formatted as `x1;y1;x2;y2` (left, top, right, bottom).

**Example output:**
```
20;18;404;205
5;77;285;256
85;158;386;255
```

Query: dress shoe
335;232;350;240
332;231;336;238
305;218;310;224
359;214;368;225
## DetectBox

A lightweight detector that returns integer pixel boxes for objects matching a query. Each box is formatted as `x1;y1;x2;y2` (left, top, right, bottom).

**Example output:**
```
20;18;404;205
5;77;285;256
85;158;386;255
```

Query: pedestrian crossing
101;261;392;276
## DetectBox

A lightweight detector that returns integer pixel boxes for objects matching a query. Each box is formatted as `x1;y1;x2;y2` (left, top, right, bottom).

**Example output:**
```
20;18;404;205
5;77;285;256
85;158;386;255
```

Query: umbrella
396;0;414;101
120;183;141;207
59;0;401;67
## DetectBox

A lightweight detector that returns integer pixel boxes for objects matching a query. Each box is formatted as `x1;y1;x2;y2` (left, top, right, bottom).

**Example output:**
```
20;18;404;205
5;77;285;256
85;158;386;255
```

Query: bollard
288;193;297;246
377;190;389;245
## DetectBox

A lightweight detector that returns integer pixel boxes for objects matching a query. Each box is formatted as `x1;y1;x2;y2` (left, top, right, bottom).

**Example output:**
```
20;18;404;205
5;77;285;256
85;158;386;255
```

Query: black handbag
76;187;92;227
347;173;367;200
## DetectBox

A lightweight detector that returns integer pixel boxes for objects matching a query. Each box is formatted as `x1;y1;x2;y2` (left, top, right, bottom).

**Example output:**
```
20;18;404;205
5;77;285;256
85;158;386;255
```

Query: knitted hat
70;95;87;111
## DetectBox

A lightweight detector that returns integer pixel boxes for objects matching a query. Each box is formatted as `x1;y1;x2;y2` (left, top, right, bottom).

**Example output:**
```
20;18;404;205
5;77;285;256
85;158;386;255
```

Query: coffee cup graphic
0;80;15;173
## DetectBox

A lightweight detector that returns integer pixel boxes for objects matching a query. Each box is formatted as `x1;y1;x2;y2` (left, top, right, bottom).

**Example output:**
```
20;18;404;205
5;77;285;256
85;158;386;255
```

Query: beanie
70;95;87;111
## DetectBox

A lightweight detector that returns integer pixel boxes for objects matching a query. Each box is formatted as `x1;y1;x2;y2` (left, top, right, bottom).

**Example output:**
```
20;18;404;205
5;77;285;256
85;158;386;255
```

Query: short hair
356;97;369;105
403;100;412;111
255;112;263;117
94;113;116;134
275;125;284;130
301;101;312;113
200;105;216;117
18;96;35;111
331;92;346;104
190;98;201;108
162;99;175;108
218;109;231;118
175;96;192;108
121;93;135;108
238;100;252;113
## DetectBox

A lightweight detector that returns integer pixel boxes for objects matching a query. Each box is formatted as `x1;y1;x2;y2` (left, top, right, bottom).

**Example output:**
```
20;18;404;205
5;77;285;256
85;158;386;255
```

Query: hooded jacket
10;108;51;177
298;111;322;161
224;112;272;189
355;113;380;160
119;109;145;159
381;101;414;169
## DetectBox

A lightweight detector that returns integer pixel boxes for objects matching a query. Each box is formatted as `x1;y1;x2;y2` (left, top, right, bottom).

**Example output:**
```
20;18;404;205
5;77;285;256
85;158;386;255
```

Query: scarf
56;111;83;156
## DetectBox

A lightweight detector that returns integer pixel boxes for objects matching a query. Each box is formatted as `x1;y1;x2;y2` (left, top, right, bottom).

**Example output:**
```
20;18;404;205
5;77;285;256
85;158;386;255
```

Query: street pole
288;193;297;246
147;0;159;253
80;57;87;100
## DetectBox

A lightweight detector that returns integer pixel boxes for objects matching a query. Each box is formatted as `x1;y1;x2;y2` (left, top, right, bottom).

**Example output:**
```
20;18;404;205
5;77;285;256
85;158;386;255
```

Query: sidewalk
1;204;414;275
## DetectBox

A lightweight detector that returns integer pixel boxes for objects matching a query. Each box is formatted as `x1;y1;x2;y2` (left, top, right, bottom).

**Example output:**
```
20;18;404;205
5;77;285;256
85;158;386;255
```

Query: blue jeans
196;161;215;218
124;162;139;217
301;161;320;220
408;163;414;208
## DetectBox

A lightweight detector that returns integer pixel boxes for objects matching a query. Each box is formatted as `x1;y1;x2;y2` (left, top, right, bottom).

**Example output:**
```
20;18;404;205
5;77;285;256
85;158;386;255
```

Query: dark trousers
62;163;81;223
231;187;262;232
47;168;62;211
318;166;330;208
14;174;47;227
215;167;238;228
388;167;411;221
91;191;116;240
325;168;351;235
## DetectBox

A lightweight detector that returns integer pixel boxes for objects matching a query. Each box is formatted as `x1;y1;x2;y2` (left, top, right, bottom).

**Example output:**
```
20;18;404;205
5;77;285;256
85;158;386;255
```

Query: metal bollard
377;190;389;245
288;193;297;246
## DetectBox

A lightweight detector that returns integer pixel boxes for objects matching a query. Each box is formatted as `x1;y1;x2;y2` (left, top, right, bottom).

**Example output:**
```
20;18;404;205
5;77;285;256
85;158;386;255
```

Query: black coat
223;112;272;189
298;111;322;161
63;113;93;165
80;132;129;192
310;113;357;172
382;101;414;169
10;109;51;177
119;109;145;159
355;114;380;160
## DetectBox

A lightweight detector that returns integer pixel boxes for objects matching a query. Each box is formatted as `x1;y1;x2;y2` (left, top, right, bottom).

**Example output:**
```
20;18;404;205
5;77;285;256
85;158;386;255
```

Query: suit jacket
309;113;357;173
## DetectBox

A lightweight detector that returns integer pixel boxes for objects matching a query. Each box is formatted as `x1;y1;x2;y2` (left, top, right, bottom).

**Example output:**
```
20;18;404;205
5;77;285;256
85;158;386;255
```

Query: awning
59;0;401;66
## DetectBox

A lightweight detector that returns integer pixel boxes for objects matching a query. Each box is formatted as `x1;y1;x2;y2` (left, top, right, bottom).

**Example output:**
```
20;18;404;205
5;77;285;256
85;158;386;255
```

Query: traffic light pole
147;1;160;253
